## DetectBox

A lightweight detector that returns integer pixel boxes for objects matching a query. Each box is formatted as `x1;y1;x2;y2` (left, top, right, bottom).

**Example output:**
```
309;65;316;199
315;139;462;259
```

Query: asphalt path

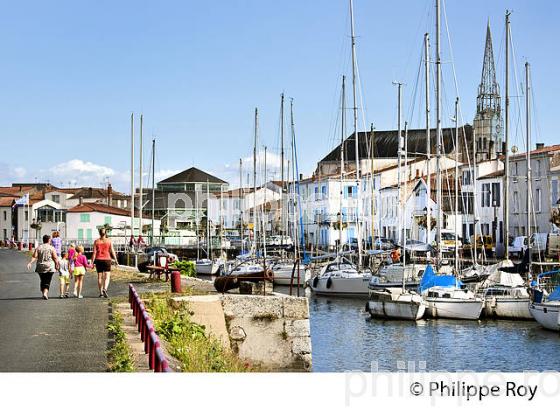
0;249;112;371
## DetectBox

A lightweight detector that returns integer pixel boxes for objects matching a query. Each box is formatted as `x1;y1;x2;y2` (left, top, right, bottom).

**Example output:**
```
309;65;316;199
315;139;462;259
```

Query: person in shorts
73;245;91;298
92;228;117;298
58;251;71;298
27;235;60;300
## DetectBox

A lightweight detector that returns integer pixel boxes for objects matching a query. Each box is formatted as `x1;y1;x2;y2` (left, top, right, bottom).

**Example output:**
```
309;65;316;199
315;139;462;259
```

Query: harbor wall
171;294;312;371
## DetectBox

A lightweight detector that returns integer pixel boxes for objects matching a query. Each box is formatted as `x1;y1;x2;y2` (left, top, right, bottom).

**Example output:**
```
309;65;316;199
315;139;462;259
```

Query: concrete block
285;319;310;338
291;336;312;355
283;297;309;319
221;295;283;319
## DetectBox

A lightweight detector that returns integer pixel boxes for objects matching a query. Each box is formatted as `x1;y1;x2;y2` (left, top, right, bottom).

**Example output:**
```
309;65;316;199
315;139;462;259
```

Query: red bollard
28;242;33;251
18;242;23;251
170;270;181;293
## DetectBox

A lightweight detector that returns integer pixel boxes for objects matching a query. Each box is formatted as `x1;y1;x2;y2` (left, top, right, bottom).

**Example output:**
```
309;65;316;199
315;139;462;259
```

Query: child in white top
59;251;71;298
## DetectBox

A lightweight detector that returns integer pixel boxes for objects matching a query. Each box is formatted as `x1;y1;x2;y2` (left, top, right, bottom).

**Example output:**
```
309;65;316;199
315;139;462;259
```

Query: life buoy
312;276;319;288
326;277;333;289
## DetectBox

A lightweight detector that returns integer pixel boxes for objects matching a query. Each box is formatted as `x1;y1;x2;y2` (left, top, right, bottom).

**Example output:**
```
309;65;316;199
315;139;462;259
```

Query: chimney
107;183;113;207
536;142;545;150
79;196;83;206
88;187;93;197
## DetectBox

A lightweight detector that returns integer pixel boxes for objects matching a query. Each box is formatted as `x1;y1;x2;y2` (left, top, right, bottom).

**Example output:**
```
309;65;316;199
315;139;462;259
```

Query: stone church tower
473;21;503;162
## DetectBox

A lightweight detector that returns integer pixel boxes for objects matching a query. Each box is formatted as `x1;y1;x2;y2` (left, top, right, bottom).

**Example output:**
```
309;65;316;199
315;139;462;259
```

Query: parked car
143;246;178;263
439;230;462;254
507;236;528;258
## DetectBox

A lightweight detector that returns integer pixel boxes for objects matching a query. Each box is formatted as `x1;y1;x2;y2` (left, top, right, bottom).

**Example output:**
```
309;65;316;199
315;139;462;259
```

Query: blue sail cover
549;286;560;302
418;264;462;293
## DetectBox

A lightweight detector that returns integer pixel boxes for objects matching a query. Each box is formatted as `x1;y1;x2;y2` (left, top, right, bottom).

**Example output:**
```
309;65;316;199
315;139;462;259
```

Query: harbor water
305;293;560;372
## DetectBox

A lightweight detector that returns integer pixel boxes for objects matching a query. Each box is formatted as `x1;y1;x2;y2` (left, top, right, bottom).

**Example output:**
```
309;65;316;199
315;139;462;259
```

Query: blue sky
0;0;557;193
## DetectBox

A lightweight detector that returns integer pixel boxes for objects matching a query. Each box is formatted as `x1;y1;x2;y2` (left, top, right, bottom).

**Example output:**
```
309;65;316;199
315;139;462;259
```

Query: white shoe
78;294;83;299
73;290;78;297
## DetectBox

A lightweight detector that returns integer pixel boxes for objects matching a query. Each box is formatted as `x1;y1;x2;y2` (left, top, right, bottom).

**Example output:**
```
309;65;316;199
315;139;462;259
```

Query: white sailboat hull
425;299;484;320
483;297;532;319
529;302;560;331
368;292;426;320
310;276;370;296
196;261;221;275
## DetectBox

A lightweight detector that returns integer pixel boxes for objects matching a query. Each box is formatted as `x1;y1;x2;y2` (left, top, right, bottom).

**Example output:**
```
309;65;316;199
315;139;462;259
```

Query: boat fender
312;276;319;288
326;277;333;289
365;301;370;313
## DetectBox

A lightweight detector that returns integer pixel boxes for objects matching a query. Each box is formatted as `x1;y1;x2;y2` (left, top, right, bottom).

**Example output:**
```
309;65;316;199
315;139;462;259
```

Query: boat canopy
418;264;461;293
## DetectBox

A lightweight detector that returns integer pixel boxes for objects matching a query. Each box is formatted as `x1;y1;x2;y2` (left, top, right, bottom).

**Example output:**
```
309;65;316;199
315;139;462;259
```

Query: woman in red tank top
92;228;117;298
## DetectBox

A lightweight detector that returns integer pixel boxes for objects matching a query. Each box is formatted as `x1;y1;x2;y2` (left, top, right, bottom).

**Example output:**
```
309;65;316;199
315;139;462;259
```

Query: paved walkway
0;249;112;371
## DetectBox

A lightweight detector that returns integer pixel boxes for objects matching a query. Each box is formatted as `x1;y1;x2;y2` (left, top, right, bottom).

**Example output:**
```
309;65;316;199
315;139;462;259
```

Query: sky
0;0;558;194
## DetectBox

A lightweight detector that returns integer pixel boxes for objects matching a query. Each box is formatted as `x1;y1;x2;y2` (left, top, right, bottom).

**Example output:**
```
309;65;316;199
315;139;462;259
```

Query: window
104;216;112;225
536;160;542;177
86;229;93;241
491;182;501;207
314;186;319;200
3;229;6;240
3;211;6;221
536;188;542;213
513;191;519;213
482;184;491;207
80;214;90;223
78;229;84;240
51;195;60;203
552;180;559;206
25;210;29;221
462;170;472;185
321;185;327;199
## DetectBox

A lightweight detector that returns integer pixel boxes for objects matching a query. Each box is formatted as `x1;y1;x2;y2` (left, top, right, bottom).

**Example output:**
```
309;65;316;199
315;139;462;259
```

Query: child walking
73;245;92;298
58;251;71;298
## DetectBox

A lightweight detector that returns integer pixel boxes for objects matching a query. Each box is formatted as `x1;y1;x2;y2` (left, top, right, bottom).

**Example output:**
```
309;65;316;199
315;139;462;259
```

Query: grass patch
146;296;253;372
107;309;135;372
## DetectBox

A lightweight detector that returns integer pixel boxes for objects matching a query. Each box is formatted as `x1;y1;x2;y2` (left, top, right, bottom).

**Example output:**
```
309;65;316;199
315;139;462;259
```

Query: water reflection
304;292;560;372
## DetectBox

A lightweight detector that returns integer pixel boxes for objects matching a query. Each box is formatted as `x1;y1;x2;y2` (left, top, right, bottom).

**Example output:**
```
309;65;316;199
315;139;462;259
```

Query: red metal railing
128;284;172;372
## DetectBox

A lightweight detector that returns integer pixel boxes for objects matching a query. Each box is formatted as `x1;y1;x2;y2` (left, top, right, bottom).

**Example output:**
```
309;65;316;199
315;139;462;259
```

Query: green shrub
170;260;197;277
147;297;252;372
107;310;135;372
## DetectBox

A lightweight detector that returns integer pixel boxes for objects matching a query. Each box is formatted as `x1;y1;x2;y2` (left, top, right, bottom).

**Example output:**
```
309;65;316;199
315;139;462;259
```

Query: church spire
477;20;500;112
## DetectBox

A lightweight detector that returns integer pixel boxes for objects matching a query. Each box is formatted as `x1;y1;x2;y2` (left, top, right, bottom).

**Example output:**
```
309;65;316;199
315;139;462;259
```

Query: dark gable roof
159;167;226;184
68;187;127;200
320;125;472;162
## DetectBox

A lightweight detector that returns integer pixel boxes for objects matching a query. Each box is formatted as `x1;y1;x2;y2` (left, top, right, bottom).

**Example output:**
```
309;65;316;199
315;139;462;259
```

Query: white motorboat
309;256;371;296
270;261;308;286
367;287;425;320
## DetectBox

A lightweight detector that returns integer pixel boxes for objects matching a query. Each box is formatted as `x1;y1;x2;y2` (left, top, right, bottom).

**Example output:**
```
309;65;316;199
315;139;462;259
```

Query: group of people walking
27;228;117;300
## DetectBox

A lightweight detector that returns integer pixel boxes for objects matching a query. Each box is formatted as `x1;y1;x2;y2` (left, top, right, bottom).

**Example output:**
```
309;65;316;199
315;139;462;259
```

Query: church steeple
474;20;503;160
477;20;501;113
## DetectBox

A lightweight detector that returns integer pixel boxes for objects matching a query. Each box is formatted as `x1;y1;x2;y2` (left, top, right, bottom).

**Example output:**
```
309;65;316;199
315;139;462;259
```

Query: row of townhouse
0;183;157;245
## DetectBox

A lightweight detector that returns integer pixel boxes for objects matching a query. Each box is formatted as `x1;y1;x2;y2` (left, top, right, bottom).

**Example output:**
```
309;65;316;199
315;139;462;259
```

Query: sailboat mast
425;33;432;248
454;98;460;274
395;81;403;251
403;121;408;270
130;113;135;240
139;114;143;239
370;123;375;247
349;0;363;266
239;158;244;254
253;108;258;255
280;93;285;244
151;138;155;245
339;75;346;253
504;11;511;259
435;0;443;265
206;179;211;258
525;61;532;274
472;128;478;264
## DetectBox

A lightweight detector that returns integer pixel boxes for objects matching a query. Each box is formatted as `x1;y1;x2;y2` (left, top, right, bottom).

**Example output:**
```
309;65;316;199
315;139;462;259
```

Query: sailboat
366;83;426;320
529;270;560;331
421;265;484;319
309;0;372;296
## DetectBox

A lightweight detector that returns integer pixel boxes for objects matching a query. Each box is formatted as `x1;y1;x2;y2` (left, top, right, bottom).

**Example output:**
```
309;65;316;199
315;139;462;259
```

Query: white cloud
50;159;115;178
